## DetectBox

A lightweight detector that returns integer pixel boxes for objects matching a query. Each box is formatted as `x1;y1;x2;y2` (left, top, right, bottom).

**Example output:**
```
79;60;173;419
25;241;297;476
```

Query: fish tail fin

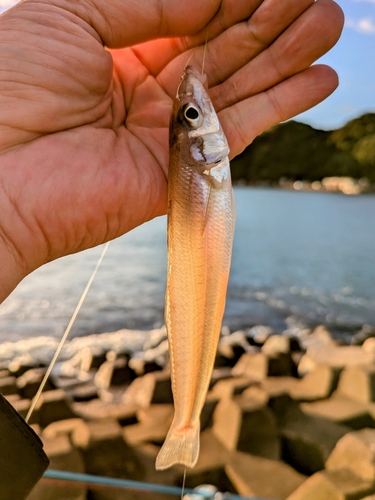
155;422;200;470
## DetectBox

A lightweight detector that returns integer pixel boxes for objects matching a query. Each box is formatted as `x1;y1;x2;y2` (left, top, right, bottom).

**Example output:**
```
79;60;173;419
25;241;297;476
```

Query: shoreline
232;176;375;195
4;322;375;499
0;320;373;370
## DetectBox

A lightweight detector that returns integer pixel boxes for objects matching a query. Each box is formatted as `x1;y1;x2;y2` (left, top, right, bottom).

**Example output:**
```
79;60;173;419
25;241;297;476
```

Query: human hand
0;0;343;300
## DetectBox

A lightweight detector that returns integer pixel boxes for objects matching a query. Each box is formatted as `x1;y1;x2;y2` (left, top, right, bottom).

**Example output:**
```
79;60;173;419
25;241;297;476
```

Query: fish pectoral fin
155;422;200;470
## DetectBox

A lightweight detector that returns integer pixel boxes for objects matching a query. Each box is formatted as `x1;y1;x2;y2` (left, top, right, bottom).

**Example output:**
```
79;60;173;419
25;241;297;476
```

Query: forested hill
231;113;375;184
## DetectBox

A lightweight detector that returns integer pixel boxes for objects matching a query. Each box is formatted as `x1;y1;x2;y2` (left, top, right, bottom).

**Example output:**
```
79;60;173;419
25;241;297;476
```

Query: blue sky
298;0;375;130
0;0;374;131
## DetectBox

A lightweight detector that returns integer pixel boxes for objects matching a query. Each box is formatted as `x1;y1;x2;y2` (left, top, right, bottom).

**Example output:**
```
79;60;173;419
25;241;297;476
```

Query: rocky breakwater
3;323;375;499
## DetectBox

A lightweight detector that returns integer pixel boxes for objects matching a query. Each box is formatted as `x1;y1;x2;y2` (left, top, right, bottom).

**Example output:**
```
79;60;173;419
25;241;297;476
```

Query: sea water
0;188;374;350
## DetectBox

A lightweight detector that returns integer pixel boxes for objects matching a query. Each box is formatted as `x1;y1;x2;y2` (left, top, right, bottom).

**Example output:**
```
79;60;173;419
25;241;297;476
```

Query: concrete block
363;338;375;354
123;405;174;446
326;429;375;482
286;469;375;500
280;406;350;474
213;395;280;459
211;376;253;400
291;351;304;367
233;352;295;381
298;346;375;376
43;418;84;440
36;389;76;427
259;352;297;378
123;370;173;408
131;443;180;500
72;398;138;426
298;354;319;377
247;325;275;346
245;378;297;421
226;451;306;500
17;368;55;399
366;403;375;422
4;394;20;403
215;332;250;367
352;325;375;346
338;366;375;404
260;376;299;396
0;369;10;378
301;393;375;429
300;324;337;351
68;382;98;402
0;376;17;395
27;435;86;500
95;357;135;389
232;353;267;380
79;346;107;372
262;335;301;355
200;392;219;431
8;361;39;378
128;358;162;376
72;418;144;481
209;367;234;388
290;365;341;401
136;403;174;425
215;346;236;368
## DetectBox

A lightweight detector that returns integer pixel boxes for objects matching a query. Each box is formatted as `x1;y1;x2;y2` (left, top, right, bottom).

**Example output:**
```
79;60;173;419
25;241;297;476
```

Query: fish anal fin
155;422;200;470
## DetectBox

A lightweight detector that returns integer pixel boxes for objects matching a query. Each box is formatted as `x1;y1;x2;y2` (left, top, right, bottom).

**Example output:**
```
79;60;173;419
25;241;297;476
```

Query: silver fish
156;66;235;470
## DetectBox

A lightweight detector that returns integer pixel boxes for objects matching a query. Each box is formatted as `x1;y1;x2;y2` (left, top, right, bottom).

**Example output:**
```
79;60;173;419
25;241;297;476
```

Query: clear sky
298;0;375;130
0;0;374;131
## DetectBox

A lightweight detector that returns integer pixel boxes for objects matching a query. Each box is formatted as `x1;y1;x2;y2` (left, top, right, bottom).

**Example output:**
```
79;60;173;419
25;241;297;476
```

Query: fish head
170;66;229;166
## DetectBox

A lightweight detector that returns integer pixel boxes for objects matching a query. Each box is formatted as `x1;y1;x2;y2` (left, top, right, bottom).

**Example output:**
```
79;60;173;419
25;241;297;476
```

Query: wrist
0;163;47;303
0;231;29;303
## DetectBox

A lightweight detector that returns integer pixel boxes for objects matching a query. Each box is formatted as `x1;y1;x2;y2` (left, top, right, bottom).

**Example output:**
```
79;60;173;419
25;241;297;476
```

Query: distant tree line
231;113;375;184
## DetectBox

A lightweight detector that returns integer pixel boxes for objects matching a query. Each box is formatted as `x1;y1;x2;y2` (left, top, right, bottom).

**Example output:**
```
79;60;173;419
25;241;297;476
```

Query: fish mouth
177;65;208;99
183;66;207;85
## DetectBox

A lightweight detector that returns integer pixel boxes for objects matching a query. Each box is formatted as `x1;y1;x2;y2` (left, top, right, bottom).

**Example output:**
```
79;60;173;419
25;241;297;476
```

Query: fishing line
181;467;187;500
201;28;209;75
184;27;209;73
184;51;196;70
25;241;111;423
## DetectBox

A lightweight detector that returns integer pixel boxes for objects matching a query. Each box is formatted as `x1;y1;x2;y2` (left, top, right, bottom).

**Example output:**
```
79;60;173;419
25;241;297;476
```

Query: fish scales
156;66;235;470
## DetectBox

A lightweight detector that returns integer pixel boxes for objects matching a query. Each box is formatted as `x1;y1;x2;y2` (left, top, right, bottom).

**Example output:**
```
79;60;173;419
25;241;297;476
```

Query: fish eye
185;107;199;120
181;104;203;128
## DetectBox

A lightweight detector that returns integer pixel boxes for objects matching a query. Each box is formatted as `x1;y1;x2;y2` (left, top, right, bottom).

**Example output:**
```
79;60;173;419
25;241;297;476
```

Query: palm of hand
0;24;177;267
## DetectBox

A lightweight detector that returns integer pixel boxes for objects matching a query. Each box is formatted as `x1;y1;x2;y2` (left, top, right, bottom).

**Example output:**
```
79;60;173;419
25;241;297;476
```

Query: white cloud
346;17;375;34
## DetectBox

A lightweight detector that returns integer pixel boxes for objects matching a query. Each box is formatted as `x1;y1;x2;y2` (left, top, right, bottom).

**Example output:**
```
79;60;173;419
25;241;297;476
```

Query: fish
155;66;235;470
